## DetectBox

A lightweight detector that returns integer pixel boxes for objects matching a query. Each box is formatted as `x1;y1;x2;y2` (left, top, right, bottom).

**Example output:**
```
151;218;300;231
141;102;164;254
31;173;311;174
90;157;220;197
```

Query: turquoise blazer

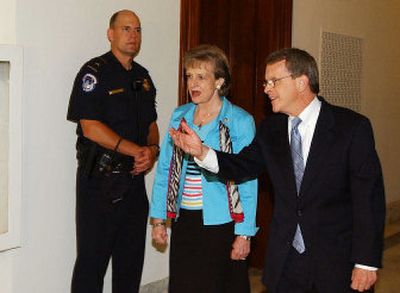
150;97;258;236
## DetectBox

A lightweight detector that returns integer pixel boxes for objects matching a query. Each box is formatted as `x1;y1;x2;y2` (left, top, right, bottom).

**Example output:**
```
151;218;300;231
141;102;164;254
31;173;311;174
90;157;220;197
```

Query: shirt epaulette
132;61;149;75
85;56;108;73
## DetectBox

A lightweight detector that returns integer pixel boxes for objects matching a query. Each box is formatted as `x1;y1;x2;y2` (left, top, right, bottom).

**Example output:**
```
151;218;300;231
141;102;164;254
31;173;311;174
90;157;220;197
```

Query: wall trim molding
0;45;23;252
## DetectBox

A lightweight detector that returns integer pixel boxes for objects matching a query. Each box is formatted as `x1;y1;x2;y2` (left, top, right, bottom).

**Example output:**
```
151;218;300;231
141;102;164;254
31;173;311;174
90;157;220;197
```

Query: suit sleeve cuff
194;148;219;173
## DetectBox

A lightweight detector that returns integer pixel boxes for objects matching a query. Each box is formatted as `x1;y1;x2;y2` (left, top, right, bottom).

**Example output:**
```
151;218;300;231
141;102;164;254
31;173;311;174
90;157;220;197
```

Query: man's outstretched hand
169;120;209;160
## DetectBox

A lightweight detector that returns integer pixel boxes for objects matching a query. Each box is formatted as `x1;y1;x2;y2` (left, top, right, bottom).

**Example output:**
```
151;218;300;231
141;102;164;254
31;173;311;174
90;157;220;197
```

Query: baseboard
139;277;168;293
386;200;400;225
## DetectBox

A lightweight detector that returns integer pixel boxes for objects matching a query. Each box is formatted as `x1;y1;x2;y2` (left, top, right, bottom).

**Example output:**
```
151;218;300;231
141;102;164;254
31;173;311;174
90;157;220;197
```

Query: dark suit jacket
217;97;385;293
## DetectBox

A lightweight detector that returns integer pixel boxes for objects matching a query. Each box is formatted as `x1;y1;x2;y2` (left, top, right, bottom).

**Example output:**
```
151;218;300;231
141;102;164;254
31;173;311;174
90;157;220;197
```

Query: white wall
292;0;400;204
0;1;179;292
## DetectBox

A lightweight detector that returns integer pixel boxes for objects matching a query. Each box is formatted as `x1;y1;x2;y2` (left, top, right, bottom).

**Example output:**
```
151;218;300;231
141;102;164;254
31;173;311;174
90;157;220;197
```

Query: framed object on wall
0;45;22;252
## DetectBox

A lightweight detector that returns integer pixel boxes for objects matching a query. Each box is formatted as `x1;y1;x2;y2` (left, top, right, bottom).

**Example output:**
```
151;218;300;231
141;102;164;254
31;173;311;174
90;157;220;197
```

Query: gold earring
216;84;221;90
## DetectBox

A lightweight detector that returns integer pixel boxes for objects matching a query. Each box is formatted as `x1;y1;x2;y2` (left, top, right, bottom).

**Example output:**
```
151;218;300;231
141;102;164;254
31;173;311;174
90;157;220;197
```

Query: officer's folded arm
80;119;142;157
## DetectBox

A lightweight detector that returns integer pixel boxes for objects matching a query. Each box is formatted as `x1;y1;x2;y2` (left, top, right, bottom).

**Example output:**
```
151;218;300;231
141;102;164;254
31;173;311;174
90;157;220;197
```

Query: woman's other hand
151;220;168;245
231;236;251;260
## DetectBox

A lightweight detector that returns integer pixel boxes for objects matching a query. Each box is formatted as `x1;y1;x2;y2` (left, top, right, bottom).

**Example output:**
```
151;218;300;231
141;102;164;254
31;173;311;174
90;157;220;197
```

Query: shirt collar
289;96;321;128
106;51;135;71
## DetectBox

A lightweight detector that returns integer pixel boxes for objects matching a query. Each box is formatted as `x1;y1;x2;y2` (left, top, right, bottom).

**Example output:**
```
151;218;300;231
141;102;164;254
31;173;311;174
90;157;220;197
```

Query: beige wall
292;0;400;204
0;0;15;43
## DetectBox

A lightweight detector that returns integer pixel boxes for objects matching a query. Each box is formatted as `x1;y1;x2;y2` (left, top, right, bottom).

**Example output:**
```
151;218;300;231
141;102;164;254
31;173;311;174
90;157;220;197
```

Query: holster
76;137;97;178
94;148;136;202
77;137;135;203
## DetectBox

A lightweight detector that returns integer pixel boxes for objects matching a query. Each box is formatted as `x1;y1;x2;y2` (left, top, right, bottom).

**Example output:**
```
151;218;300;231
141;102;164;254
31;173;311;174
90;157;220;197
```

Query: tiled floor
250;222;400;293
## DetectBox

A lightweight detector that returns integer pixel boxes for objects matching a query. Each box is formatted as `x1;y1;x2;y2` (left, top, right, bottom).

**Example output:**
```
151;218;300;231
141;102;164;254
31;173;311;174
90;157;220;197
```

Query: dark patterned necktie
290;117;305;254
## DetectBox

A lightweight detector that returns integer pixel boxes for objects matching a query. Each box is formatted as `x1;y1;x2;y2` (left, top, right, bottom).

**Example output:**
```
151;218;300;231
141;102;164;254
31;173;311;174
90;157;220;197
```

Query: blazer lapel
201;97;231;145
299;100;335;196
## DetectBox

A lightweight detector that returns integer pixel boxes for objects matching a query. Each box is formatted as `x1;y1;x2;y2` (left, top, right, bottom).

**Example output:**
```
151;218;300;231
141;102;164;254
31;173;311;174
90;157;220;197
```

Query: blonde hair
184;44;231;97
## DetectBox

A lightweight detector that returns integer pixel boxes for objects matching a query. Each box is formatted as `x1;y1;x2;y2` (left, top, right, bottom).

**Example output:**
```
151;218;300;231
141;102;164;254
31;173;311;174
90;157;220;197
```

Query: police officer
67;10;159;293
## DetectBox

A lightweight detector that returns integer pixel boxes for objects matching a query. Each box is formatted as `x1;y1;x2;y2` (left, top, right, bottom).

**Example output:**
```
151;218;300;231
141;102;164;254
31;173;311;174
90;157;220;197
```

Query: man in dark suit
169;48;385;293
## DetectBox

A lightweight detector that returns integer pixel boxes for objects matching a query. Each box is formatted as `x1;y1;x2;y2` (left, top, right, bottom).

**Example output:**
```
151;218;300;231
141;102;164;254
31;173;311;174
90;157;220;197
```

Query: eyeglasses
263;74;293;89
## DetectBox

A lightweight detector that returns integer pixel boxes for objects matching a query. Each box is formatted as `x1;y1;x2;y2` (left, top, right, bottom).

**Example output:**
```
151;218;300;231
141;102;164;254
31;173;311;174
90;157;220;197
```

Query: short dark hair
184;44;231;97
266;48;320;94
109;10;138;28
109;11;120;28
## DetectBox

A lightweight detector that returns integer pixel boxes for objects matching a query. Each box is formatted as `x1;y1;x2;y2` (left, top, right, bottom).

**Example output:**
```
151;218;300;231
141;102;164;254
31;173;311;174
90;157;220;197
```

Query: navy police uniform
67;51;157;293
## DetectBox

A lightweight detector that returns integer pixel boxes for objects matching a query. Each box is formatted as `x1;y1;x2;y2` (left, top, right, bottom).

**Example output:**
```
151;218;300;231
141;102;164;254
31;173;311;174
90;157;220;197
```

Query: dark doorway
179;0;292;268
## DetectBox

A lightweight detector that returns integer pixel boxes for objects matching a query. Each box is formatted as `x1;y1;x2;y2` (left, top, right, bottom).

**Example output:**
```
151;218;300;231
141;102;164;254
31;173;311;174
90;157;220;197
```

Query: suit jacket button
297;209;302;217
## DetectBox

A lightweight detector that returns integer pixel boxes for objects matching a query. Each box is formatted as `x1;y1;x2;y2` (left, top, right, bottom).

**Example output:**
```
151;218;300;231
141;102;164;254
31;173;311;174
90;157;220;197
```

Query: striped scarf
166;118;244;223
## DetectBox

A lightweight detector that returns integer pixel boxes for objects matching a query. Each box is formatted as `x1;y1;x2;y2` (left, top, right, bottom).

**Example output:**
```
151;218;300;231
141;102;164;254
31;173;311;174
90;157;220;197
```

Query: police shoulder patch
82;73;98;92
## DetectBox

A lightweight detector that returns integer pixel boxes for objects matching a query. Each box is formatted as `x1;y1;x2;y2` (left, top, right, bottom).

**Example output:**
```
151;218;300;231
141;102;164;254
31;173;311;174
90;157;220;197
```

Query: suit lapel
300;100;335;196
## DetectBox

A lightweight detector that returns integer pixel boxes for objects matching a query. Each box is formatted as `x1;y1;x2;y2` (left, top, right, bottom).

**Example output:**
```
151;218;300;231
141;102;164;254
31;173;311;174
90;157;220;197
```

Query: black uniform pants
71;173;149;293
169;209;250;293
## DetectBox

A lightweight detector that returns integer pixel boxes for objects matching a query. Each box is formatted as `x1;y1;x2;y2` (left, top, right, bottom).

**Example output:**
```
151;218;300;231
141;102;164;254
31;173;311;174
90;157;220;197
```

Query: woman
150;44;257;293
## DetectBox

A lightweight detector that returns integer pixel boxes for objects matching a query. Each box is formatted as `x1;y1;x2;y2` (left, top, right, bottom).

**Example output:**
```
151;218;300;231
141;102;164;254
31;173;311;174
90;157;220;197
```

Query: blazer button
297;209;303;217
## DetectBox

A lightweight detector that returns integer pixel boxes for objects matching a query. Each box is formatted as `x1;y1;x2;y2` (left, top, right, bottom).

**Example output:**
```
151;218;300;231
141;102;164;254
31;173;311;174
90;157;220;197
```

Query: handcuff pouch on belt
95;150;134;203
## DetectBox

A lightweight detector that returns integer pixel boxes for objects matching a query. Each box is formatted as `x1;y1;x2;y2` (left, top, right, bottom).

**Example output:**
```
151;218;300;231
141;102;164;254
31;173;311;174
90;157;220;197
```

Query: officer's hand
132;146;157;175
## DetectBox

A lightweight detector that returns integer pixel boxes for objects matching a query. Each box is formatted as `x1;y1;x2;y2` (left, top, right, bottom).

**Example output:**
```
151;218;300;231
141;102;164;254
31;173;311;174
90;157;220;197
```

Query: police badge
143;78;151;91
82;73;98;92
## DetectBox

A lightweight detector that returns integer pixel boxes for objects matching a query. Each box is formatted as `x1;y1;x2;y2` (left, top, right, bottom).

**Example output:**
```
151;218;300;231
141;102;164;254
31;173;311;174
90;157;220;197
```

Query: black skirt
168;209;250;293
